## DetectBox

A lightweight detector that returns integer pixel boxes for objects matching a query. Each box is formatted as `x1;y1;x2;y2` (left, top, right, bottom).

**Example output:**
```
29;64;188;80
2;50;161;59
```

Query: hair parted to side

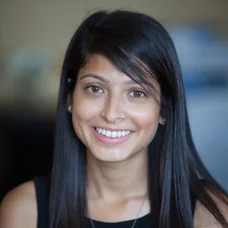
50;10;228;228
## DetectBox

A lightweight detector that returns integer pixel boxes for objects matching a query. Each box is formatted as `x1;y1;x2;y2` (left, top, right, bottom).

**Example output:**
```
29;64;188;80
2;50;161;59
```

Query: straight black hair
50;10;228;228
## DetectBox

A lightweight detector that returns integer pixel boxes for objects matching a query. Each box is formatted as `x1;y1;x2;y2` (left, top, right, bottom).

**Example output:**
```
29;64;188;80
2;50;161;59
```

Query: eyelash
86;85;104;94
85;85;146;98
129;90;146;98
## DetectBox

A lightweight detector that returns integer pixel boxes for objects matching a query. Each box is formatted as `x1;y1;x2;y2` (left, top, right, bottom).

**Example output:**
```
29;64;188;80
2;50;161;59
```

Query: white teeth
111;131;117;138
126;130;130;135
98;128;102;134
106;130;111;137
121;131;126;137
95;128;131;138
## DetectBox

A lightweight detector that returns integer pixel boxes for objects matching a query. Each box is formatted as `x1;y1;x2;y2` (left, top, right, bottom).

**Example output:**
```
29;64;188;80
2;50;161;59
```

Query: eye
129;90;146;98
86;85;104;94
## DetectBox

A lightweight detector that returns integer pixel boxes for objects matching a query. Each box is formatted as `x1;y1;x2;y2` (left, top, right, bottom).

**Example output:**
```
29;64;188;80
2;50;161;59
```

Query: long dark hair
49;10;228;228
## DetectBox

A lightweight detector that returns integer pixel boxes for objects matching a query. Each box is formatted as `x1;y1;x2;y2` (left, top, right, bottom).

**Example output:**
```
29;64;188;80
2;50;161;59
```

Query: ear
159;116;166;125
67;95;72;113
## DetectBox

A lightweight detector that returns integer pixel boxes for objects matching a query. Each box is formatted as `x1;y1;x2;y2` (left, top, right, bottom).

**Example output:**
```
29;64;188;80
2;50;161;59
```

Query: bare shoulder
0;181;37;228
194;191;228;228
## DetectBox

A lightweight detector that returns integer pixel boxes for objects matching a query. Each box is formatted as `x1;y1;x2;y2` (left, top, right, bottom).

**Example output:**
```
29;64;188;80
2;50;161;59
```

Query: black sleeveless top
34;175;197;228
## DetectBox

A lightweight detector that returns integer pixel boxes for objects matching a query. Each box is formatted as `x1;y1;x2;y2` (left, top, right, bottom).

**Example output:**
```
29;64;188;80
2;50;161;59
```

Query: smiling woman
0;9;228;228
70;54;162;163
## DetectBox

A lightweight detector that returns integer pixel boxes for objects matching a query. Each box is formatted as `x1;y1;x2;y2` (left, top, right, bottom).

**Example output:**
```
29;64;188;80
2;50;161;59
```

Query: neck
86;151;148;201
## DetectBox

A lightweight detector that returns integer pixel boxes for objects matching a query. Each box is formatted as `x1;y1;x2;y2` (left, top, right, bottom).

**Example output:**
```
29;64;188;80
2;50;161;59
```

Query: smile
94;127;132;138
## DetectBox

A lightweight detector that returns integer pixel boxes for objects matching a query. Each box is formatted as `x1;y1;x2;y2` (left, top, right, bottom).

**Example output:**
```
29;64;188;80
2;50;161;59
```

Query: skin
71;54;162;163
0;54;227;227
70;54;161;220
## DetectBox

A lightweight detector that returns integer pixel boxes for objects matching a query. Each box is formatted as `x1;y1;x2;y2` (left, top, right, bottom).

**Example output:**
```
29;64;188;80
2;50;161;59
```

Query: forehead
78;54;160;95
78;54;127;80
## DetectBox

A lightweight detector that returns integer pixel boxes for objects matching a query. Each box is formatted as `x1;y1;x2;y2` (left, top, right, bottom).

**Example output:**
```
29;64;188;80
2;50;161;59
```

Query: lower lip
92;128;133;145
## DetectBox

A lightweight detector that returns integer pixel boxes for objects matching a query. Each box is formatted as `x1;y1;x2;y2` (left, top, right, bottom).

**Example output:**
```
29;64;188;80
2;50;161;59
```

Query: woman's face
70;54;163;162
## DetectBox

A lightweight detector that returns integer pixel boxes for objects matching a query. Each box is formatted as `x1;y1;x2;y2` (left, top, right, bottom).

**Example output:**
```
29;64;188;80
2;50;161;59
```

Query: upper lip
94;126;133;131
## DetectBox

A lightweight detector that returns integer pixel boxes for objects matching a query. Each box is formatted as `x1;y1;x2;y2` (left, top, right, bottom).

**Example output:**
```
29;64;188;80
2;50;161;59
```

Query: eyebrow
80;74;139;85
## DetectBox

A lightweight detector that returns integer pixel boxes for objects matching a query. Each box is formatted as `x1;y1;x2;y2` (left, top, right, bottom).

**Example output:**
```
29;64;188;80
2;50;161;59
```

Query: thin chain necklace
89;195;147;228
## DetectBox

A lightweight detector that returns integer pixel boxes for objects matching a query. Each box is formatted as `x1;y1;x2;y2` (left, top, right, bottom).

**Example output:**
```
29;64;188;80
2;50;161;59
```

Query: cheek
129;104;160;143
72;100;92;122
71;96;94;143
130;104;160;128
71;92;101;126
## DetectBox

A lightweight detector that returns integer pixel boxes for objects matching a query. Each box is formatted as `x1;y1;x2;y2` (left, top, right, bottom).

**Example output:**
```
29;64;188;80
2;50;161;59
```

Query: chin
87;148;133;163
88;145;146;163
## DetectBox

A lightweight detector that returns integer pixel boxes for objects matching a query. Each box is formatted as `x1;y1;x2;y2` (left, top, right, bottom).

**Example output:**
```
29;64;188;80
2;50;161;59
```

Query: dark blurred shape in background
0;0;228;201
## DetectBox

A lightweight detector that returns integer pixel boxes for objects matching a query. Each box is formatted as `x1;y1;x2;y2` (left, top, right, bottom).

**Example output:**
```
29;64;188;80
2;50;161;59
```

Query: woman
0;10;228;228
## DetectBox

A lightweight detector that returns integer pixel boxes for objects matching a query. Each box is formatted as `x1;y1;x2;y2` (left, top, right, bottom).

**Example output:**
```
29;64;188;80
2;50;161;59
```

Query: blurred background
0;0;228;201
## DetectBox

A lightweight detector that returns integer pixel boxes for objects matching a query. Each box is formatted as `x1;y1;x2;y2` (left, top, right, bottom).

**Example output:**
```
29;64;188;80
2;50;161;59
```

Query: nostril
100;104;126;123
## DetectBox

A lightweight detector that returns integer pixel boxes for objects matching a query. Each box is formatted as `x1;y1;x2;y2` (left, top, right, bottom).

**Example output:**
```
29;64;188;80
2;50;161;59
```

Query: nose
100;95;126;124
